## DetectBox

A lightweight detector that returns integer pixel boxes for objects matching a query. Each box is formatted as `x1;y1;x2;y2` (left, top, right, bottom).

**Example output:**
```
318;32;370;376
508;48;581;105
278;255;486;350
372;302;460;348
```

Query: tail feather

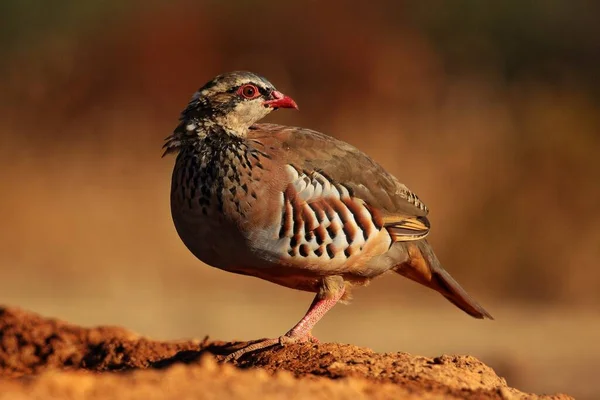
394;240;493;320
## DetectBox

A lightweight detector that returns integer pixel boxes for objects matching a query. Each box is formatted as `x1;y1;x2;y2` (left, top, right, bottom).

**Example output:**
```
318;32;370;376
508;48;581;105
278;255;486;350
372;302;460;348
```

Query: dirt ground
0;307;571;400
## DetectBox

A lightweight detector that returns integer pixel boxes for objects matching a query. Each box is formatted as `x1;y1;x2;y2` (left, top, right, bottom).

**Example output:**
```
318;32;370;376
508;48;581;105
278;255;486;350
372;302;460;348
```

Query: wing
247;124;430;264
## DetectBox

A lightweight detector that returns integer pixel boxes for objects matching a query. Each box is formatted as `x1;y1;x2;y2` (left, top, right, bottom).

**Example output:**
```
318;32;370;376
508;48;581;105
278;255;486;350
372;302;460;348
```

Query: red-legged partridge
164;71;493;361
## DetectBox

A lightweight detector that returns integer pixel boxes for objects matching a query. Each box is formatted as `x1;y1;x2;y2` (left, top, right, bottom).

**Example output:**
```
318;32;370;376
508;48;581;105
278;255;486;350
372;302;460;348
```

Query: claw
223;332;320;362
223;338;279;362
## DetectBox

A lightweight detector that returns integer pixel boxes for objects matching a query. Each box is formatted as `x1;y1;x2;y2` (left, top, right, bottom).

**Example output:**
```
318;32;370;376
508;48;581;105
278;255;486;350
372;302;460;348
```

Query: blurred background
1;0;599;398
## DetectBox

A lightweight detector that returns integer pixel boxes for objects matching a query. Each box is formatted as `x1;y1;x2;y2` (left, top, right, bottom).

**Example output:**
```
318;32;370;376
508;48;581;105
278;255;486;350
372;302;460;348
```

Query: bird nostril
271;90;284;100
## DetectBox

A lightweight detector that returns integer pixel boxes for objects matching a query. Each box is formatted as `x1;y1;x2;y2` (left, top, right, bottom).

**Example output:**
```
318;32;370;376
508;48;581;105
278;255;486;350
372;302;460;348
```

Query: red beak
263;90;298;110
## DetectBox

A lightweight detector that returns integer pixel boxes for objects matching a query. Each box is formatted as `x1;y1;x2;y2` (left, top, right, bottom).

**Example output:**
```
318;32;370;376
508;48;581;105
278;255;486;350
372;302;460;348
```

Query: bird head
183;71;298;135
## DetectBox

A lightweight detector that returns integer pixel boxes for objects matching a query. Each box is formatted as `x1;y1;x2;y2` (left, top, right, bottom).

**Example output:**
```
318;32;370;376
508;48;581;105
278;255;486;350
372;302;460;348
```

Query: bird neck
163;115;247;157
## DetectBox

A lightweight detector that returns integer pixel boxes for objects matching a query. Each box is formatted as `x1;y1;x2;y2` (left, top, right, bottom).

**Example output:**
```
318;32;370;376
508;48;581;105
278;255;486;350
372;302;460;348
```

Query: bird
164;71;493;361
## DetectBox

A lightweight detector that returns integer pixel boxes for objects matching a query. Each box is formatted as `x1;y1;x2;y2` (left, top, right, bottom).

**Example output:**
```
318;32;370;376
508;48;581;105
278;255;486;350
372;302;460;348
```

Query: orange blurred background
1;1;599;398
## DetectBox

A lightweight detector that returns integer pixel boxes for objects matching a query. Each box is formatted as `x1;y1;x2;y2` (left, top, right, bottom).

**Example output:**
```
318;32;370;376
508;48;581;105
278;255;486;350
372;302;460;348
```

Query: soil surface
0;307;571;399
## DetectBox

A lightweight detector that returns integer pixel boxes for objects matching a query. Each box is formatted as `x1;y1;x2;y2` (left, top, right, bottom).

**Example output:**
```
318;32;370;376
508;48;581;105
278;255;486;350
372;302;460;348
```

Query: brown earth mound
0;307;570;399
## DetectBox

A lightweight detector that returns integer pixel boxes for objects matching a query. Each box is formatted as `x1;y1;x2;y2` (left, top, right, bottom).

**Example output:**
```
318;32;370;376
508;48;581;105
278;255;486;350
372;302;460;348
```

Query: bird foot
223;332;319;362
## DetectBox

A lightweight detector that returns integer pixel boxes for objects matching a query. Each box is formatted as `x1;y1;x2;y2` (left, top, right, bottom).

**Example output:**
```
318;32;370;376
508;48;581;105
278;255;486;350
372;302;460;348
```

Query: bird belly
171;206;325;292
170;199;246;270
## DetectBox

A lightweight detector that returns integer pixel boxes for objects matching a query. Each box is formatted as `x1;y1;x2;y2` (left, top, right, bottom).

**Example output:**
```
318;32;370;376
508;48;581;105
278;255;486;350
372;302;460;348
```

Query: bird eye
238;84;260;99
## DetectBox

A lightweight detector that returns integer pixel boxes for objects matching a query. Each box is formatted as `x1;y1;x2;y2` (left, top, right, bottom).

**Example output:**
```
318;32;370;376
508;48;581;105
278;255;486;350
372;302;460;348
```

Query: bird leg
224;287;345;362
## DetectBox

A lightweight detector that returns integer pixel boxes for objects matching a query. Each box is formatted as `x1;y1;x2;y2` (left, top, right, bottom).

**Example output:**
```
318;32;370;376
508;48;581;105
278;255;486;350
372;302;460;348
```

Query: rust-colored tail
394;240;493;319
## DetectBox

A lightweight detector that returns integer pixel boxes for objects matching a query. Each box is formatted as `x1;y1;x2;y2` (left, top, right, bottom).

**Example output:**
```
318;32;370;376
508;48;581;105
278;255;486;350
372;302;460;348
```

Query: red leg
224;287;345;361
